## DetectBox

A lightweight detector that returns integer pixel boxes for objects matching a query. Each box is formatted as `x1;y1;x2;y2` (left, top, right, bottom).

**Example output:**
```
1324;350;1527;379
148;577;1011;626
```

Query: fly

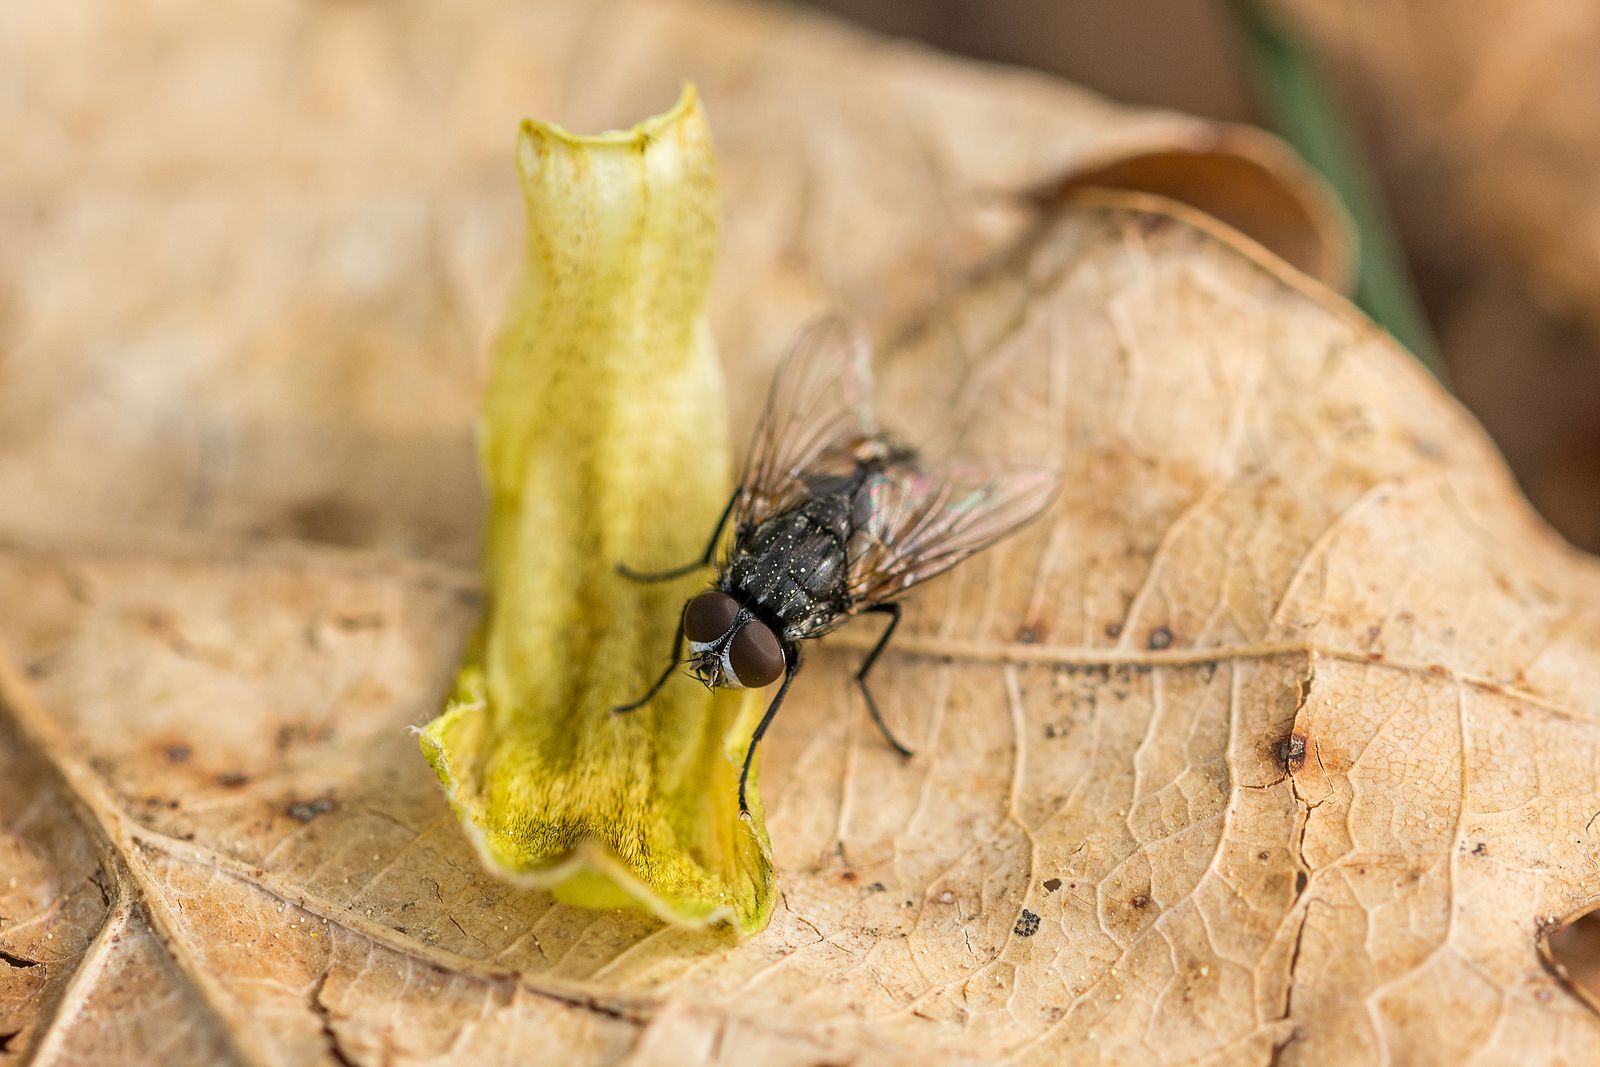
615;315;1058;817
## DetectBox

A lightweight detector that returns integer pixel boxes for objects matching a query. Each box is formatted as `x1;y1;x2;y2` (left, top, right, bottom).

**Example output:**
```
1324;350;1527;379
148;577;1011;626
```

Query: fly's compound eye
727;621;785;688
683;591;741;644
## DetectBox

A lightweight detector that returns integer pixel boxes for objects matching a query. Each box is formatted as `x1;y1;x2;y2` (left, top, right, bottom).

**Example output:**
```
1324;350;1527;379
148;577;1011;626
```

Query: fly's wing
844;460;1059;606
732;315;879;532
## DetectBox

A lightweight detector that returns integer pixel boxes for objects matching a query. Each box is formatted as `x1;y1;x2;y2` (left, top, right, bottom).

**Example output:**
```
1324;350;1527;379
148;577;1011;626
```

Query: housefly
615;316;1058;817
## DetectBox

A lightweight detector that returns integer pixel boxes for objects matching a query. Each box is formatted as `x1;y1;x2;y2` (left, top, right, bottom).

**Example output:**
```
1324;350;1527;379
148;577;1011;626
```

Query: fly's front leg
856;603;913;757
738;647;801;818
616;491;738;582
613;611;686;713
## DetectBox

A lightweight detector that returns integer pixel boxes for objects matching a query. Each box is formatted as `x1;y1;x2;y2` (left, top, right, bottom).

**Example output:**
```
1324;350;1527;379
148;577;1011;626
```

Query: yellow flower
421;86;774;933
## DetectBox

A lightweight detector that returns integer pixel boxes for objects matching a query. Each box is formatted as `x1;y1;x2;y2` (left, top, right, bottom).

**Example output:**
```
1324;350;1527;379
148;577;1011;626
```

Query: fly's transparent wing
845;460;1059;605
732;315;879;532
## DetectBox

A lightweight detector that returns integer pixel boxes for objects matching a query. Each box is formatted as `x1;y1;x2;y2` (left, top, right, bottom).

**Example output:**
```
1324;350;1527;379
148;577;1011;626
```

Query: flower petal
420;86;775;934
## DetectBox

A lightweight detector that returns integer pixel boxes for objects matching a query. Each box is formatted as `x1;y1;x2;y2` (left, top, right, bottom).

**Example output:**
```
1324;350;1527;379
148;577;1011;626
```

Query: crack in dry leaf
23;902;139;1067
309;971;360;1067
1;673;267;1066
123;827;653;1025
3;699;802;1056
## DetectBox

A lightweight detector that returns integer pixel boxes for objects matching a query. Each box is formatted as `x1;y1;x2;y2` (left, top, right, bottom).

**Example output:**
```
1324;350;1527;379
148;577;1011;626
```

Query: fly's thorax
681;590;786;690
727;496;854;631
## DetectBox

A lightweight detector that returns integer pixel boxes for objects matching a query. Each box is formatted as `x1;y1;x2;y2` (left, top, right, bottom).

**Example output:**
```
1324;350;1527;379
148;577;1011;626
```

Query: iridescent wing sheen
730;315;880;534
843;459;1059;607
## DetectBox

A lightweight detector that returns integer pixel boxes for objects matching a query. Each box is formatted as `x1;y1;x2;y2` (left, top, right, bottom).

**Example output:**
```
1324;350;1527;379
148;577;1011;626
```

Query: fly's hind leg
616;491;738;582
613;612;686;713
856;603;914;757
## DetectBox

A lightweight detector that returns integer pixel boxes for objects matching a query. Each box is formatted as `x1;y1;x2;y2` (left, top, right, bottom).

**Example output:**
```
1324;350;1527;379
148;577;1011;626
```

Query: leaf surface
4;0;1599;1064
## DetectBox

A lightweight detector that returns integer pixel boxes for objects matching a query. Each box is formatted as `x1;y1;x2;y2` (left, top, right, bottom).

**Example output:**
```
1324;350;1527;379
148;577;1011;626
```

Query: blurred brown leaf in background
809;0;1600;551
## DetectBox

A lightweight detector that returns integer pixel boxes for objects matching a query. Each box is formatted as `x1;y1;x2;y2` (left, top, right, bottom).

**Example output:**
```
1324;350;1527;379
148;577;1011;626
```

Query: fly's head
681;591;785;691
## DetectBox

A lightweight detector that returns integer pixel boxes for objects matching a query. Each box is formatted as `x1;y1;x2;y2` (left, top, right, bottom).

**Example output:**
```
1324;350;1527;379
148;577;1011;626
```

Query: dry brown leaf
1267;0;1600;552
1272;0;1600;335
6;0;1600;1064
0;0;1338;570
8;201;1600;1063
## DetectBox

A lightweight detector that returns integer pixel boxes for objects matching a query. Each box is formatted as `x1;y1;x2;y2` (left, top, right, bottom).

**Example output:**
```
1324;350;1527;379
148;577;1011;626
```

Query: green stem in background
1233;0;1448;384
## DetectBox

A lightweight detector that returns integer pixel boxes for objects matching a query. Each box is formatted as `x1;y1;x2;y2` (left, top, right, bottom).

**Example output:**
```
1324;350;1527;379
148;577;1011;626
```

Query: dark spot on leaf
840;870;857;883
1258;850;1271;861
1472;842;1488;856
869;882;886;893
1131;893;1152;910
1014;909;1040;937
164;744;190;763
1061;662;1111;681
1411;435;1443;460
1015;622;1046;644
1273;732;1308;773
1043;878;1062;892
217;771;249;788
1134;211;1176;237
1104;621;1122;639
0;949;39;969
288;797;336;823
286;494;369;546
1294;871;1308;896
1146;627;1174;650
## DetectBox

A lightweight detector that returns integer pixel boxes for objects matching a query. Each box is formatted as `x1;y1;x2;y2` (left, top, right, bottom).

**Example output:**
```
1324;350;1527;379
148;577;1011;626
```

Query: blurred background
5;0;1596;559
807;0;1600;553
